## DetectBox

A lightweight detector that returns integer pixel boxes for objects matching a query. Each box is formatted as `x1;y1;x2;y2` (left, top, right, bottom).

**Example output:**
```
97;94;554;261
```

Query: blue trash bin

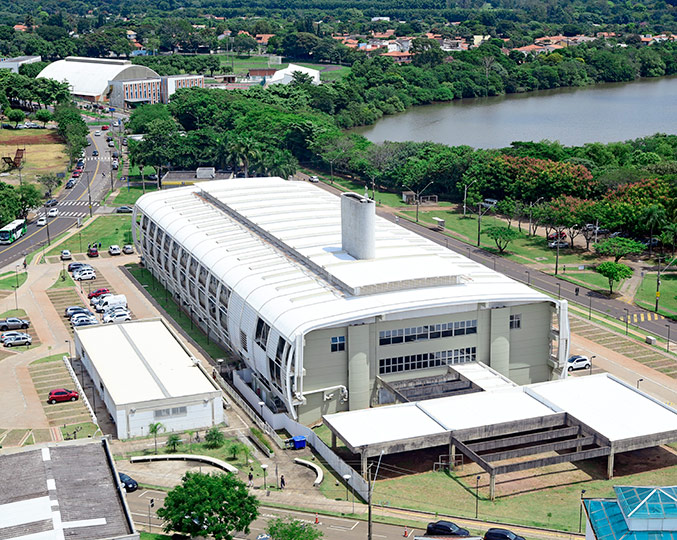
292;436;306;449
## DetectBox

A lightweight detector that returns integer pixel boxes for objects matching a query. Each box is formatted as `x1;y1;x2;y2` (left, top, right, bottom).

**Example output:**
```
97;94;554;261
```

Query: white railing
62;355;99;428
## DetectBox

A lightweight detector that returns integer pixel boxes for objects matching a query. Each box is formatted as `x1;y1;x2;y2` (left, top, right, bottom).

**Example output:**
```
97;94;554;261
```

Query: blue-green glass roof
585;500;677;540
615;486;677;519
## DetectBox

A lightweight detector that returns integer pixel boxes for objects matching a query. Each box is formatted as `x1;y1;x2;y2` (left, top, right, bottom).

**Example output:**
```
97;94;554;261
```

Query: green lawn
557;271;619;293
126;264;230;361
49;271;75;289
113;185;158;206
46;216;133;256
0;308;27;318
140;534;172;540
60;422;100;439
635;271;677;318
305;171;408;208
127;164;156;178
31;354;64;365
0;271;27;290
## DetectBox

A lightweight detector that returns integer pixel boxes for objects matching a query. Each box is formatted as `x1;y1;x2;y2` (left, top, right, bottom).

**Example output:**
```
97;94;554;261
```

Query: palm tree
664;222;677;258
148;422;165;454
643;204;667;258
225;135;261;178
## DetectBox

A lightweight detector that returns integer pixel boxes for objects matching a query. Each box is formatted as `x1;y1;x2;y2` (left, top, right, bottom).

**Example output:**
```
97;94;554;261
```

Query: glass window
510;314;522;330
330;336;345;352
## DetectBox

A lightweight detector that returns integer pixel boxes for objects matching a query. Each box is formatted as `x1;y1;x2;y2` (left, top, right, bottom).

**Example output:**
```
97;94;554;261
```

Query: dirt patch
0;131;62;146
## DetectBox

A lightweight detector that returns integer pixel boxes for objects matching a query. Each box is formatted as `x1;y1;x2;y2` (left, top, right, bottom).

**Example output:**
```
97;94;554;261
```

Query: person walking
248;468;254;488
280;475;286;490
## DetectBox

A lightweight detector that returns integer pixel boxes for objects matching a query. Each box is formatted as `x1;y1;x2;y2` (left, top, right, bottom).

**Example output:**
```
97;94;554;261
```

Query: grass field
0;271;27;290
557;270;620;293
46;216;133;256
113;185;158;206
635;271;677;318
126;263;229;361
215;54;349;81
0;308;27;318
0;128;69;184
140;534;171;540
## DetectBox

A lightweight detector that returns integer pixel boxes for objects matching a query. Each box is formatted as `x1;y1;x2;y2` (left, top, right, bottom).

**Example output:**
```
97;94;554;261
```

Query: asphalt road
388;216;676;342
0;126;116;269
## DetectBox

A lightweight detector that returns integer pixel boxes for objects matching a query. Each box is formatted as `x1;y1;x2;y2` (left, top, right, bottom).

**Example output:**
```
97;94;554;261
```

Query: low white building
266;63;320;86
0;55;41;73
74;318;223;439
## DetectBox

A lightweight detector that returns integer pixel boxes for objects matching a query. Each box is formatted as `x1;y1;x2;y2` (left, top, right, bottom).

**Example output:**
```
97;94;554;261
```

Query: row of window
379;319;478;346
154;406;188;419
378;347;477;374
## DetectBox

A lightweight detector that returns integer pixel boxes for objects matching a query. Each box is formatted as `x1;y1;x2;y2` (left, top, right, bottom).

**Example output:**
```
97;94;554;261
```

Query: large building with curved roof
132;178;570;424
37;56;160;101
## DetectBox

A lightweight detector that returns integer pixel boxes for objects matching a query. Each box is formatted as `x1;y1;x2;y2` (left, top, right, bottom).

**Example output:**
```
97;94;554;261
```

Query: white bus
0;219;27;244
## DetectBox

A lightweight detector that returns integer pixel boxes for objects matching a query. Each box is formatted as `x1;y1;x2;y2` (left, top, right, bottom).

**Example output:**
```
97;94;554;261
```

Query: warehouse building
74;318;223;439
0;438;138;540
133;178;570;424
0;55;41;73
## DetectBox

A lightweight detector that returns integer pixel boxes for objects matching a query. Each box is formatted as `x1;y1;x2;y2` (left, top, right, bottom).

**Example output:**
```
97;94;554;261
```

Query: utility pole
86;171;93;218
463;178;478;218
367;451;384;540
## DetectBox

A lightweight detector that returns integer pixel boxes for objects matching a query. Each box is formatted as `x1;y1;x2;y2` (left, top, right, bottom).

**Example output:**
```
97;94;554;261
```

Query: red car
101;125;109;131
88;288;109;299
72;170;81;177
547;231;567;241
87;246;99;257
47;389;79;404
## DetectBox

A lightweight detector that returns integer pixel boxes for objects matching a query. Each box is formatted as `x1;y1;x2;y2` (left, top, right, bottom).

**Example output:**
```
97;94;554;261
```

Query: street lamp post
475;475;480;518
65;339;72;360
557;282;561;299
589;355;596;376
637;378;644;389
526;271;530;285
403;181;434;223
656;256;677;313
624;308;629;336
14;264;20;310
477;200;497;247
463;178;479;218
44;206;52;246
666;324;671;353
258;401;265;421
86;171;93;218
342;473;350;503
579;490;587;533
261;464;268;490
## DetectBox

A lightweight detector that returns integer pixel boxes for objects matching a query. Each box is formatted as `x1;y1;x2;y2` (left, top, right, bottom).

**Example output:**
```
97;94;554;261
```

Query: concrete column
348;324;371;411
490;473;496;501
331;432;337;450
607;452;614;480
449;442;456;470
361;452;368;480
490;308;510;378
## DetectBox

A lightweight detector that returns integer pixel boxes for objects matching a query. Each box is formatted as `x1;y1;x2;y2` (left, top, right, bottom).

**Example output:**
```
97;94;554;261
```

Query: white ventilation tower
341;192;376;260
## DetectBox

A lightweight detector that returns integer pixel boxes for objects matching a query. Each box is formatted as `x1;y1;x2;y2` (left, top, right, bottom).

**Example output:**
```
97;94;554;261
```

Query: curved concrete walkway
130;453;239;474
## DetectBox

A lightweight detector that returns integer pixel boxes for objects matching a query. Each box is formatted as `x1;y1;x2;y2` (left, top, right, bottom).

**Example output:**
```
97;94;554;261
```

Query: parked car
65;178;76;189
309;175;319;183
108;140;115;148
4;334;32;347
45;199;58;207
36;216;47;226
112;151;119;158
71;313;97;325
60;250;72;261
106;135;113;142
75;269;96;281
96;294;127;313
87;246;99;257
109;245;121;256
48;208;58;218
72;317;98;327
64;306;91;318
148;174;158;181
91;293;112;305
71;170;81;177
547;231;566;241
88;288;110;299
104;311;131;324
426;521;469;536
118;472;138;493
122;244;134;254
68;262;90;273
567;355;591;372
102;125;109;131
0;317;30;331
102;306;130;318
484;528;525;540
116;206;133;214
92;150;99;157
47;389;78;404
94;130;101;136
548;240;569;249
1;331;30;343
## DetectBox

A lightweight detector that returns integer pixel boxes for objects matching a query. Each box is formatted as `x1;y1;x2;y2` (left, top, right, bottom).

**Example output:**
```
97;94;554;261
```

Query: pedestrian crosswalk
61;201;100;207
619;312;665;323
84;156;113;161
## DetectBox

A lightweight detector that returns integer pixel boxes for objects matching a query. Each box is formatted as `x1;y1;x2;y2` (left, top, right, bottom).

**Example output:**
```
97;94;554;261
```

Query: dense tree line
132;55;221;76
0;70;70;112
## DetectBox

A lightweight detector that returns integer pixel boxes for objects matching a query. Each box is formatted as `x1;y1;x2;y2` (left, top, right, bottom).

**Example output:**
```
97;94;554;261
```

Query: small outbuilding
74;318;224;439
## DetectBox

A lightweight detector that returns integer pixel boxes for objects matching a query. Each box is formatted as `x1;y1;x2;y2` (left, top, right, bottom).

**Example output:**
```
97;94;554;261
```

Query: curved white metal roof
38;57;159;97
135;178;553;341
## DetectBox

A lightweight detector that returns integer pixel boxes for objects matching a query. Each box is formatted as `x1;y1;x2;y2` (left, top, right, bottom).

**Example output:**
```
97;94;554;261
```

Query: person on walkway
280;475;286;490
248;469;254;488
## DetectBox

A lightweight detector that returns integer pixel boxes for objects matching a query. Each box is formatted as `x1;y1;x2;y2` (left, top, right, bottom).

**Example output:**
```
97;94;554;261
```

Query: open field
0;128;69;184
215;54;349;81
46;215;133;256
636;271;677;319
114;185;158;206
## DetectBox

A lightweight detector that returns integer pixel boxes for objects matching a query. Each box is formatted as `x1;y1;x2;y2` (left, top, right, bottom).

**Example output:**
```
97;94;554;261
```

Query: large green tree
485;225;520;253
595;261;633;295
267;517;323;540
594;237;646;263
157;472;259;540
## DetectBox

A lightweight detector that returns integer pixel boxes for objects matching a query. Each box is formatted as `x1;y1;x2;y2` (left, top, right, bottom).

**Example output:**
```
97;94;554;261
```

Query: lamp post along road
463;178;479;218
476;199;497;247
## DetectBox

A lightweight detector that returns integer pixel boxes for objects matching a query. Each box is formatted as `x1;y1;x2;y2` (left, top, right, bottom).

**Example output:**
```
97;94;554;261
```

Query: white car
104;311;131;324
122;244;134;254
60;250;72;261
71;313;97;325
108;245;121;256
91;293;112;306
36;216;47;226
309;175;319;183
74;269;96;281
94;130;101;136
48;208;58;218
548;240;569;249
102;306;130;317
567;355;591;372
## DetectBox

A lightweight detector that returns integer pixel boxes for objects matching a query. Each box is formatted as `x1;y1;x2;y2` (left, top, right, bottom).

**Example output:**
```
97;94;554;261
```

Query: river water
352;75;677;148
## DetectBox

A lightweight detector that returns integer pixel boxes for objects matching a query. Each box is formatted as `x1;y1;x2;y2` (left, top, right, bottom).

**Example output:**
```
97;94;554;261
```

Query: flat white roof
76;319;218;406
324;374;677;449
136;179;552;340
527;374;677;442
451;362;517;391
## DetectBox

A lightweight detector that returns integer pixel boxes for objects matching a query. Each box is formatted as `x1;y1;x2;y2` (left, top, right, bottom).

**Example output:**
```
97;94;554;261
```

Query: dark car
47;388;79;404
87;246;99;257
88;288;110;299
115;206;133;214
484;529;525;540
92;150;99;157
112;151;119;158
118;472;138;493
45;198;58;207
64;306;91;318
68;262;88;272
426;521;469;537
148;174;158;181
66;179;76;189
